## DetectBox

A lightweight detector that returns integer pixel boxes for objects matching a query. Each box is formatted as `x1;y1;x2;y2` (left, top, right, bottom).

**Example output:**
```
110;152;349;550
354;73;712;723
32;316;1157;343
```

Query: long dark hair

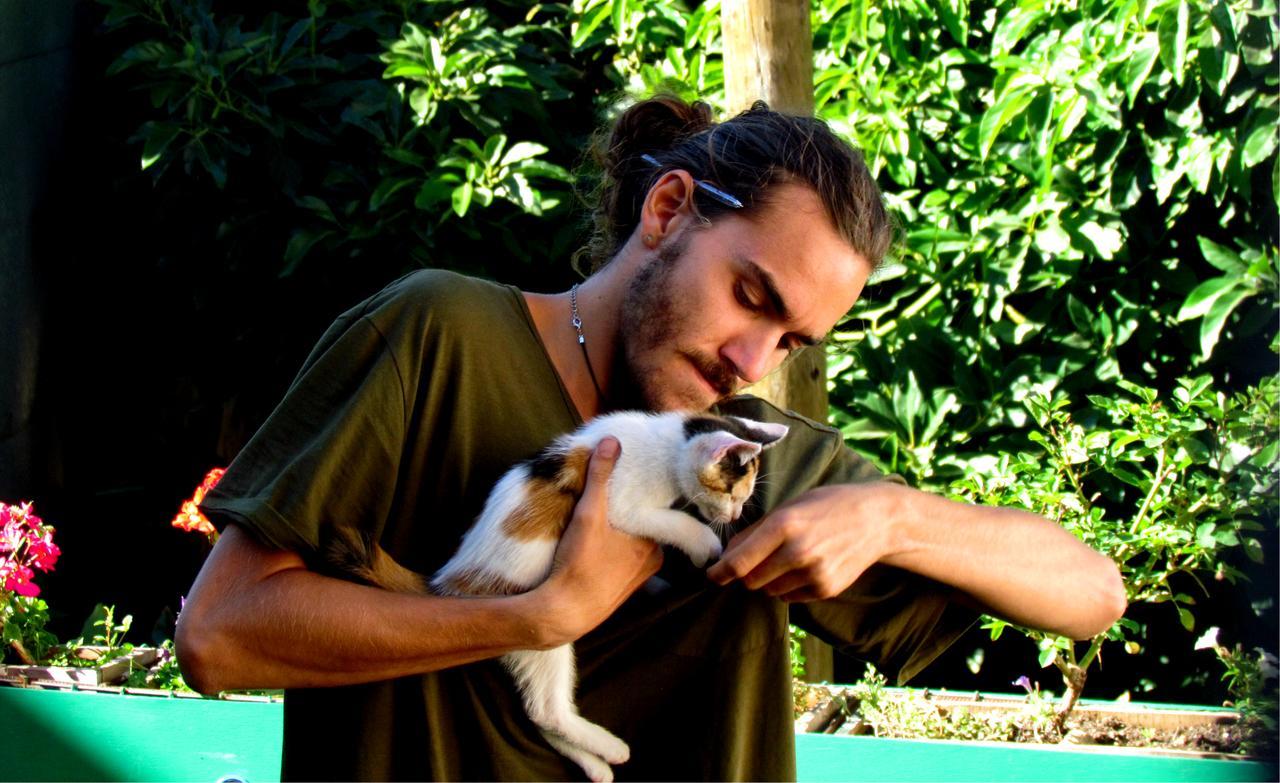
577;95;893;274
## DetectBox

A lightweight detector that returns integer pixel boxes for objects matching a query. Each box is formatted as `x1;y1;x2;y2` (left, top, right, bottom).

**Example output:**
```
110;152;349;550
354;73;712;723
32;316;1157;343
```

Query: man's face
617;182;871;412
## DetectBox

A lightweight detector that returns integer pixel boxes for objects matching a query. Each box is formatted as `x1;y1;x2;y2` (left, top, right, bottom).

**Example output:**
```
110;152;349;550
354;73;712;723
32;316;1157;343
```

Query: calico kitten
327;410;788;782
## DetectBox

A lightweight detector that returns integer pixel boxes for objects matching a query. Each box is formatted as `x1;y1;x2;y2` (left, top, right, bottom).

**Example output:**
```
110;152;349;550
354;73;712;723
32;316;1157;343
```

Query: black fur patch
718;453;753;479
526;447;566;482
683;414;776;445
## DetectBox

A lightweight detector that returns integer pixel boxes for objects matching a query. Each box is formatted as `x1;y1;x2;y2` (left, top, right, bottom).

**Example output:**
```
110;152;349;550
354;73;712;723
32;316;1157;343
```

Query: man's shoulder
358;268;515;319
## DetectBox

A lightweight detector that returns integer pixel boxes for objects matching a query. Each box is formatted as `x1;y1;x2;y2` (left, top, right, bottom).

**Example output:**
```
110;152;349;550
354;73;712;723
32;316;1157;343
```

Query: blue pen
641;153;744;209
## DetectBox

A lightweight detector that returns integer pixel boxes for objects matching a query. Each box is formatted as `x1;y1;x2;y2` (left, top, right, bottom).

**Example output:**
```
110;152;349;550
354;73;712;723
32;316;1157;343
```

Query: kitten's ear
730;417;790;450
702;432;762;466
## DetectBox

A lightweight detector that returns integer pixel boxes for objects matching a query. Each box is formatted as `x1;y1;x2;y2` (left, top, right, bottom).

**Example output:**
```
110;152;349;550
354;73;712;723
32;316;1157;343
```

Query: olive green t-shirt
202;269;973;781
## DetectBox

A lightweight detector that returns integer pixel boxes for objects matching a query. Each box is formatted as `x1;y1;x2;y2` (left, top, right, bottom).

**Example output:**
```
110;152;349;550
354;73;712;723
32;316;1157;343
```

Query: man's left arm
706;482;1128;640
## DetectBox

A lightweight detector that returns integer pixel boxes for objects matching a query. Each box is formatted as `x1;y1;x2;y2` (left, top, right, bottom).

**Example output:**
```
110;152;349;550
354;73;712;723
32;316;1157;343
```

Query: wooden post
722;0;834;684
722;0;815;117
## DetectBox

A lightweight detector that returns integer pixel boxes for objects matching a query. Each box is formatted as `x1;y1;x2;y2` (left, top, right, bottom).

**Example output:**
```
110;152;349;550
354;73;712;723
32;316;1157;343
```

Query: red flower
172;468;226;541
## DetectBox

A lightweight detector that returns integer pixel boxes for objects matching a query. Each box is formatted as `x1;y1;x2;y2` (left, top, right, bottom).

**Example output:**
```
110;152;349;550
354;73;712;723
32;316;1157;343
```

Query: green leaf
1198;285;1251;357
1209;0;1239;52
1242;124;1278;169
1177;606;1196;632
1124;35;1160;106
280;229;331;277
414;175;458;209
369;177;416;211
483;134;507;167
451;181;474;217
1157;1;1190;85
1038;646;1058;668
501;141;549;167
937;0;968;47
1244;537;1265;563
979;87;1036;161
1195;522;1217;548
1076;222;1124;259
1067;294;1093;333
1177;276;1239;321
140;124;181;171
611;0;625;36
1213;528;1239;546
573;2;611;48
1198;237;1246;274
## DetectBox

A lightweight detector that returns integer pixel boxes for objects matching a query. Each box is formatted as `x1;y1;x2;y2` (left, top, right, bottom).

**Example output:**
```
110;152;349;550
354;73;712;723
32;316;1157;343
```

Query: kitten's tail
325;526;428;594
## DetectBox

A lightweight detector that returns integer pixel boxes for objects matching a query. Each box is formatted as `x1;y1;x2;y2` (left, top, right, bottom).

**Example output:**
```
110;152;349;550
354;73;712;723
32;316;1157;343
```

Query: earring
643;233;655;247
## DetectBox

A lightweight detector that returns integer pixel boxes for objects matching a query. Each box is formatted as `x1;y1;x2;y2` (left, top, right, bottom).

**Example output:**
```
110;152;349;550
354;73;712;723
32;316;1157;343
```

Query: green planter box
0;685;283;782
796;733;1278;782
3;683;1274;782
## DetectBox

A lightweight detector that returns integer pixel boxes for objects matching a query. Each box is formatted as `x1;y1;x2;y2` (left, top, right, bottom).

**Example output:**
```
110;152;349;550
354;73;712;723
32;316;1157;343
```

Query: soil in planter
1063;714;1257;753
794;681;1276;757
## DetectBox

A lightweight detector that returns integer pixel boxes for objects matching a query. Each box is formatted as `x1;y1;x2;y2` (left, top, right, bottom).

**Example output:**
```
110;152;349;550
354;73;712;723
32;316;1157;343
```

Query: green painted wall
0;688;283;782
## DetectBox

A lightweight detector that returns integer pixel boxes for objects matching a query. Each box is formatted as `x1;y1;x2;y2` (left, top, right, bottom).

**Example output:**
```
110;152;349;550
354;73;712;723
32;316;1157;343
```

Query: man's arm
177;439;662;694
706;482;1127;640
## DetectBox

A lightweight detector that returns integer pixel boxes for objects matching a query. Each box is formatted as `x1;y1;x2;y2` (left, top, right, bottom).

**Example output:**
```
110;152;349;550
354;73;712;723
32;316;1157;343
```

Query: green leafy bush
953;375;1277;710
816;0;1278;708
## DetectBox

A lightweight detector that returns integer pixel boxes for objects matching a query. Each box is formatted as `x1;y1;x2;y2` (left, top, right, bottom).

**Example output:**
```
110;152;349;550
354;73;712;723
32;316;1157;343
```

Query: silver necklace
569;284;606;404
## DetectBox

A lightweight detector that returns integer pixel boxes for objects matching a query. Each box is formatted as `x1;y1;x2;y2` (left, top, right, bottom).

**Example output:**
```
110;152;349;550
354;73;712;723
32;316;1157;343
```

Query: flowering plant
172;468;225;544
0;501;60;597
1;501;61;664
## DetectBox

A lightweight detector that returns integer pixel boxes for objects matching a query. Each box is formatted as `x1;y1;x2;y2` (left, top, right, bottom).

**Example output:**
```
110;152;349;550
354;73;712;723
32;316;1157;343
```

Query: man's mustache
687;351;739;397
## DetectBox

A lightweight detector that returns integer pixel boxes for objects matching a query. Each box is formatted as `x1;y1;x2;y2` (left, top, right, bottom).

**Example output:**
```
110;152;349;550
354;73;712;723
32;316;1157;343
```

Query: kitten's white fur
430;411;787;782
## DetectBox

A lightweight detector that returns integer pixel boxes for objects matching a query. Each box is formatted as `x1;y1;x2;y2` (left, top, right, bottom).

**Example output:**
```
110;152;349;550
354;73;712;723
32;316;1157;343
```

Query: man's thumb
578;437;620;517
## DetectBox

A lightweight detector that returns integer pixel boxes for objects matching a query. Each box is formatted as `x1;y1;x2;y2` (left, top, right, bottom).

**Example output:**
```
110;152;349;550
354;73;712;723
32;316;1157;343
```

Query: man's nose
722;329;782;385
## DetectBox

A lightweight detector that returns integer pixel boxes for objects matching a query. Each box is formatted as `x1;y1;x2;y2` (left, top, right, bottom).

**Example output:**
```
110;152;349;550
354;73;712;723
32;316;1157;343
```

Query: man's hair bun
602;96;714;172
577;94;892;276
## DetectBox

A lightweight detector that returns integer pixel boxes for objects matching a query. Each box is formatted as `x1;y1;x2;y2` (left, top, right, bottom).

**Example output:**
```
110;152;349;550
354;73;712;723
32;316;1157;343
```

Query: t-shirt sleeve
199;305;406;558
791;439;977;685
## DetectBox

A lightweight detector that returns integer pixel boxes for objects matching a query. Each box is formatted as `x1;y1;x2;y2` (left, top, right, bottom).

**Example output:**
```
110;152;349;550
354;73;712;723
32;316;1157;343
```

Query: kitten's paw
545;734;616;782
685;527;724;568
598;734;630;765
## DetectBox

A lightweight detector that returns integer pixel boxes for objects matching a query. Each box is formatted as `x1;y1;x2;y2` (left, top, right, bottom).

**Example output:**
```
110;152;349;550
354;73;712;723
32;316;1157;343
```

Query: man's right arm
177;439;661;694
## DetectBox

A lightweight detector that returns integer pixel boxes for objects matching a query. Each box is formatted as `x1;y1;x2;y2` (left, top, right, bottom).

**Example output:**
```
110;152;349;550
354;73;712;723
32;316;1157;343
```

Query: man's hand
534;437;664;646
705;481;1127;640
707;483;897;602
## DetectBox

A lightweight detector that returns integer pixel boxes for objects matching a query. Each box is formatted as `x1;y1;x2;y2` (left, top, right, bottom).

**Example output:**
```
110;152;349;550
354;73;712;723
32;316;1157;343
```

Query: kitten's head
677;414;789;527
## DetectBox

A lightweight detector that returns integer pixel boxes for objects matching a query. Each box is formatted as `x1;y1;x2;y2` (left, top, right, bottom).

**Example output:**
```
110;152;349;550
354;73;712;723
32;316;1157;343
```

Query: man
179;97;1126;780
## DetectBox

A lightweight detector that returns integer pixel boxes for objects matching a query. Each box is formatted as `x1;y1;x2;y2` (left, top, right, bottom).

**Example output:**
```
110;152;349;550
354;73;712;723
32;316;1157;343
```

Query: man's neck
522;272;623;421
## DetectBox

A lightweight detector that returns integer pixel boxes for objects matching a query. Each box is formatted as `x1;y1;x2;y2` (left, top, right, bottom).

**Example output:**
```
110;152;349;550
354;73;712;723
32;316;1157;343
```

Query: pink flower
27;536;60;572
2;563;38;596
0;500;59;597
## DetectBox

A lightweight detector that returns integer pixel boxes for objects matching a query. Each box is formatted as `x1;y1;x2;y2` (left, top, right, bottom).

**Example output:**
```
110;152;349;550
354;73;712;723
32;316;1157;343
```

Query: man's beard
612;237;739;411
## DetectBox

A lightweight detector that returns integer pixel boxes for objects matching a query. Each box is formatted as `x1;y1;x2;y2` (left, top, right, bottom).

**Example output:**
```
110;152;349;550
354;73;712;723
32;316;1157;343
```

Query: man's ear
639;170;698;244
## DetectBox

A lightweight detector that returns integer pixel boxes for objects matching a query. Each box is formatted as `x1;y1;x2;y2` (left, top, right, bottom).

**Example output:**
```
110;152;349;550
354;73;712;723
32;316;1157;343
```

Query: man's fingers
706;518;788;585
755;569;811;598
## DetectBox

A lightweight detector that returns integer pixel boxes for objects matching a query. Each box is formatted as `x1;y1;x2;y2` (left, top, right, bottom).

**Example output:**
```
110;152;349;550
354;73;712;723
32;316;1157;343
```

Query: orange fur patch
699;459;758;502
503;446;591;541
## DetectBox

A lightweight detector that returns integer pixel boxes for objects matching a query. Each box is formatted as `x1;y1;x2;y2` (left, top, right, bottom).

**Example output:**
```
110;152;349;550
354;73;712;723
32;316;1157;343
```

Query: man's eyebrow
741;258;824;346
